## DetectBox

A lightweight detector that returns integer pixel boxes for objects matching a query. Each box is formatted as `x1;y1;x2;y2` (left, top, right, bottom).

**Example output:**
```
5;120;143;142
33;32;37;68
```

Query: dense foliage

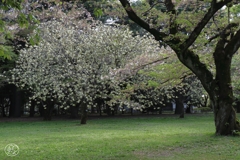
9;16;161;121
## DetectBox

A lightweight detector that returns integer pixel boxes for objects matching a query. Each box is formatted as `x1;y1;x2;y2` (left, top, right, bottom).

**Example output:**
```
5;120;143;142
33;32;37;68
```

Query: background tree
9;14;160;123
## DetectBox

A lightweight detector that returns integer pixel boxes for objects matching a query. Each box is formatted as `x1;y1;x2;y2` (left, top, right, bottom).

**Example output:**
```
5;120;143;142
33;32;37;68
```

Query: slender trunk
175;100;184;118
43;101;54;121
43;106;53;121
29;100;36;117
80;100;88;124
106;105;111;116
9;86;22;118
70;105;79;119
1;106;6;117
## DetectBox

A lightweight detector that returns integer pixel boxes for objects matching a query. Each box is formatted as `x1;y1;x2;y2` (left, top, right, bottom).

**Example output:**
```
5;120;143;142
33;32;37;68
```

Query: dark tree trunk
186;106;191;113
0;97;7;117
80;100;88;124
99;105;102;116
39;105;44;117
159;107;162;114
43;107;52;121
175;100;184;118
210;45;240;135
9;85;22;118
43;101;54;121
70;105;79;119
96;101;103;116
1;105;6;117
29;100;36;117
106;105;112;116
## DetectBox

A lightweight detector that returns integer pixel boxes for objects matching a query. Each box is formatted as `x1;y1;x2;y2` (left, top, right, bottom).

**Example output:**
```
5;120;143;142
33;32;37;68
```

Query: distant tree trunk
106;105;111;116
80;99;88;124
159;107;162;114
43;107;52;120
29;100;36;117
99;105;102;116
1;106;6;117
0;97;7;117
43;101;54;121
39;105;44;117
9;85;22;118
175;100;184;118
186;106;191;113
70;105;79;119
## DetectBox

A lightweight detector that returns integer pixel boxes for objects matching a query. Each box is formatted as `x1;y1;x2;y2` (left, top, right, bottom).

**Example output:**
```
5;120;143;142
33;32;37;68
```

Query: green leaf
29;33;40;46
93;8;103;18
0;20;5;32
17;13;29;28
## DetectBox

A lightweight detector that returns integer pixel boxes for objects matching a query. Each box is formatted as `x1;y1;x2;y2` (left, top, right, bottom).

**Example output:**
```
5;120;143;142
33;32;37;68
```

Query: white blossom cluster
9;19;159;109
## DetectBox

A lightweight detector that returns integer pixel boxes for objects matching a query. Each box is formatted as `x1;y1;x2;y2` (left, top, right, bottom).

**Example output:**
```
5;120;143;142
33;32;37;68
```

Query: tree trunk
80;100;88;124
43;101;54;121
43;106;53;121
211;97;239;135
175;100;184;118
29;100;36;117
210;43;240;135
1;105;6;117
9;85;22;118
106;105;112;116
70;105;79;119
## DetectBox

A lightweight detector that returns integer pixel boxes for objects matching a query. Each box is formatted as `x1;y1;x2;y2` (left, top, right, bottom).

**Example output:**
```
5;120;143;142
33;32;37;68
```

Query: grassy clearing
0;114;240;160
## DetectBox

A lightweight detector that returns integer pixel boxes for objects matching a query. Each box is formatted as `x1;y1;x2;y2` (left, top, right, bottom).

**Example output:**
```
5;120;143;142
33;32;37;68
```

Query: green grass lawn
0;114;240;160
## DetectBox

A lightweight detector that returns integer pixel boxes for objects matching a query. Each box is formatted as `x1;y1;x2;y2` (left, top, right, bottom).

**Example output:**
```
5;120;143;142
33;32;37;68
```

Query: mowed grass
0;114;240;160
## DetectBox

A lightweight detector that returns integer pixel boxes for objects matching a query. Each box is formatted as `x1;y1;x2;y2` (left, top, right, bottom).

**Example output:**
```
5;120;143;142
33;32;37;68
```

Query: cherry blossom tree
9;17;160;123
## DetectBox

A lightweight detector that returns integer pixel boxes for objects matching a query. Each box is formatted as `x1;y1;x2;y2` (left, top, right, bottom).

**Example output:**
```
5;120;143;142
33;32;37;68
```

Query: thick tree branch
119;0;167;41
181;0;233;53
176;46;214;93
225;29;240;55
